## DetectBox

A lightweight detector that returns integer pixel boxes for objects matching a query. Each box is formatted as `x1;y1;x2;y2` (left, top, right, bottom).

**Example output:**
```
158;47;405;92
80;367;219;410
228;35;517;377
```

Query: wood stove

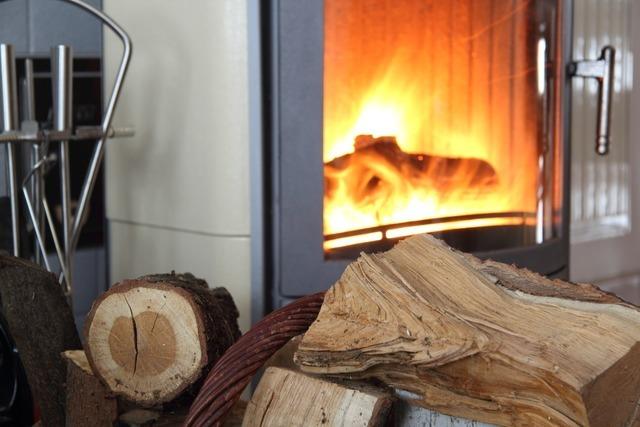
256;0;612;311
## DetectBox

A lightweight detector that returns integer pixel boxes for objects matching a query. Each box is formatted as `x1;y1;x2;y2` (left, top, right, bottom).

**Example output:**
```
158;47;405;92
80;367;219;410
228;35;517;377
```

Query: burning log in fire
324;135;500;236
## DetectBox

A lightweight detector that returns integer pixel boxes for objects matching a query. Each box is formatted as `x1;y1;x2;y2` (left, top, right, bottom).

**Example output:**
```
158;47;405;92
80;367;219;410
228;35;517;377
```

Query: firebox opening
323;0;554;258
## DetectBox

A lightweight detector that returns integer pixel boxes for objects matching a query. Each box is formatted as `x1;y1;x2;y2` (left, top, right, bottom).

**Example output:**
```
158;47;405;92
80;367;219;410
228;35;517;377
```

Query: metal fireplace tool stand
0;0;132;303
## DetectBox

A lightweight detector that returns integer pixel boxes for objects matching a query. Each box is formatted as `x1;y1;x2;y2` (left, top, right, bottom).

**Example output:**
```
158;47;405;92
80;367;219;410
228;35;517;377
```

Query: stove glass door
322;0;563;258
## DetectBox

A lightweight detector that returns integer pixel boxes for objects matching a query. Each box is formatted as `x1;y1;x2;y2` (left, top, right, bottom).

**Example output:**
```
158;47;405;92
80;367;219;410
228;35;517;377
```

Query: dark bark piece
84;272;241;406
63;350;118;426
0;255;81;427
118;408;162;425
463;254;629;305
296;234;640;426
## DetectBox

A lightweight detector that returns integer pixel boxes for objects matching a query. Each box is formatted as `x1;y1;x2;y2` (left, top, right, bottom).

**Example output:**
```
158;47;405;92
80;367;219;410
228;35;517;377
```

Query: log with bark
84;272;241;406
63;350;119;426
0;255;81;427
295;234;640;426
243;367;393;427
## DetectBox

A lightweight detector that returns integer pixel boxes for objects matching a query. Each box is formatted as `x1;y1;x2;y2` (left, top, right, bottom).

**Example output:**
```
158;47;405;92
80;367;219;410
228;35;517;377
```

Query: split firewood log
84;272;241;406
243;367;393;427
0;255;81;427
295;234;640;426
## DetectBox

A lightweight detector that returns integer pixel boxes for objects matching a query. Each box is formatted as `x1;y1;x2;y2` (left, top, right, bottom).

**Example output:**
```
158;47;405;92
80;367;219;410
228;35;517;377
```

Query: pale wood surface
243;367;392;427
265;336;490;426
296;234;640;426
62;349;92;374
84;273;240;406
86;283;203;405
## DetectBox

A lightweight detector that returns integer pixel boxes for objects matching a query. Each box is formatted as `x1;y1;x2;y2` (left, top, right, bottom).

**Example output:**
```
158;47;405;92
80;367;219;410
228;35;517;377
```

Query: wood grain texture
243;367;392;427
84;273;240;406
264;337;488;426
295;234;640;426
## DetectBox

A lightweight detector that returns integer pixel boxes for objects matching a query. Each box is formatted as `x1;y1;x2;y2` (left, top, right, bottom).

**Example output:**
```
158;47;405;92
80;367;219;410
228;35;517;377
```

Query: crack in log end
150;301;168;334
124;295;139;377
259;389;276;427
259;371;290;426
87;277;240;408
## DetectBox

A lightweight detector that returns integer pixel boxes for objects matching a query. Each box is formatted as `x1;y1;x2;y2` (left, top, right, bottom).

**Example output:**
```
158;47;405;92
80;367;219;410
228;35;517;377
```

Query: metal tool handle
52;45;74;293
0;44;20;256
49;0;132;286
569;45;616;155
1;0;131;289
52;0;133;256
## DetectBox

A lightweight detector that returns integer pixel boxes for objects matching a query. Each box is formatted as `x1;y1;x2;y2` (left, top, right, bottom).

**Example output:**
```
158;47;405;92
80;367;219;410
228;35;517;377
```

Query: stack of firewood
3;233;640;426
241;234;640;426
0;258;240;426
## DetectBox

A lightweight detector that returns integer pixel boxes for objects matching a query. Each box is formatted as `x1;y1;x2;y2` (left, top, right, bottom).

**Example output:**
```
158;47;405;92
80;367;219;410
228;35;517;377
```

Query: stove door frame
260;0;572;310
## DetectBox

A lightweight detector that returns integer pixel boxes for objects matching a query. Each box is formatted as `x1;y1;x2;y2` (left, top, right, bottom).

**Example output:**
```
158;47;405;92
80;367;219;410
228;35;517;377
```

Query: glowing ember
323;0;540;246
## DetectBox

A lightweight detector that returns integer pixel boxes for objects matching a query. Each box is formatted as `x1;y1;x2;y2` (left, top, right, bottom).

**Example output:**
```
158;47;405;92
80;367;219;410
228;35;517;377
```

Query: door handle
568;46;616;155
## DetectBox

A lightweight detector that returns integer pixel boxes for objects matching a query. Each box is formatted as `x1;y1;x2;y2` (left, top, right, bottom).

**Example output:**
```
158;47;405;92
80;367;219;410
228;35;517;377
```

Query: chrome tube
51;45;74;290
22;58;44;265
21;152;70;281
42;197;70;292
0;44;20;257
22;59;36;120
596;46;615;155
0;0;133;291
21;157;53;271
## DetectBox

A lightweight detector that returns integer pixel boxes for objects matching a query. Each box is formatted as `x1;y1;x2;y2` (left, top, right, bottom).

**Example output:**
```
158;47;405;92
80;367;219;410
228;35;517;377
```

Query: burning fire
325;135;503;235
323;0;540;248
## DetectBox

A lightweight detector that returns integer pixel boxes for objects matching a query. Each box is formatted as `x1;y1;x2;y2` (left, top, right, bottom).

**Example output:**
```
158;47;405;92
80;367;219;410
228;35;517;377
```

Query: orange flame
323;0;540;243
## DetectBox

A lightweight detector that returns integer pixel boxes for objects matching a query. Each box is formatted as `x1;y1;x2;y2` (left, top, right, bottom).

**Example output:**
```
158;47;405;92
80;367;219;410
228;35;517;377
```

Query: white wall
103;0;252;330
